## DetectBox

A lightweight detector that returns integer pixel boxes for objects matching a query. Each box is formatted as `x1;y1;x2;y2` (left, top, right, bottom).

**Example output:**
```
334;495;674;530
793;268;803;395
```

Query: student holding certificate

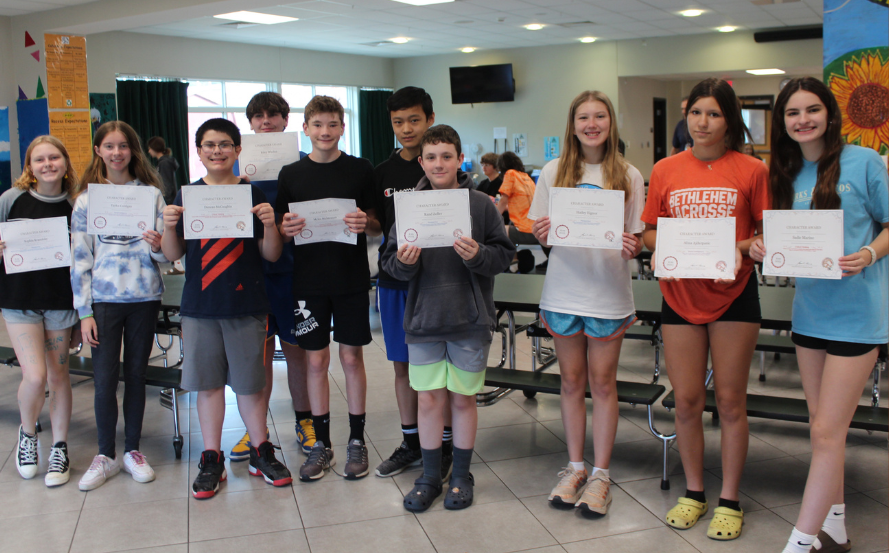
529;91;644;515
641;79;769;540
71;122;169;491
0;136;79;486
748;78;888;553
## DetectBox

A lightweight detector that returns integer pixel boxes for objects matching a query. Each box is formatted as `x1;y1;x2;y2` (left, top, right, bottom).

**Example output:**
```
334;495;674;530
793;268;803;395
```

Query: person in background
476;153;502;196
742;143;765;163
497;151;542;273
669;97;692;156
147;137;180;206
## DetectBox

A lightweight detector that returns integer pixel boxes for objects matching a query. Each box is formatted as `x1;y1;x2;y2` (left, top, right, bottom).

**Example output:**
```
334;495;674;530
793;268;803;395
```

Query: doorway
653;98;667;164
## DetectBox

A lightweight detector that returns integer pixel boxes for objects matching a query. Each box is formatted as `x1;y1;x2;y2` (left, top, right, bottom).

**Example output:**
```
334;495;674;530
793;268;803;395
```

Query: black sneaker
192;450;227;499
15;425;38;479
249;441;293;486
375;441;422;477
441;442;454;483
45;442;70;487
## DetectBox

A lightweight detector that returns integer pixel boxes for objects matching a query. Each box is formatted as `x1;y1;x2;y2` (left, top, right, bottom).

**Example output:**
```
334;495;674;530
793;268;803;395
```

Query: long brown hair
76;121;160;196
14;135;79;195
686;78;749;153
769;77;843;210
554;91;631;200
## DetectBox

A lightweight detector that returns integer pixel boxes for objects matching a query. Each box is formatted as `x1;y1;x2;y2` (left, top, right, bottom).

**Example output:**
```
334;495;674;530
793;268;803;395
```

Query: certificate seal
771;252;785;268
555;225;569;239
343;228;352;237
404;229;418;243
10;254;23;267
137;221;147;231
93;216;107;229
822;257;834;270
716;260;727;272
245;164;257;176
236;221;246;231
191;220;204;233
54;252;64;261
300;229;313;239
604;230;615;242
453;229;463;239
662;256;678;271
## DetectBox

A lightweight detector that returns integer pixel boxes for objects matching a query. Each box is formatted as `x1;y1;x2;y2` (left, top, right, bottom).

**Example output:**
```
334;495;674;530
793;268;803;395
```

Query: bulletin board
45;34;89;110
49;111;92;175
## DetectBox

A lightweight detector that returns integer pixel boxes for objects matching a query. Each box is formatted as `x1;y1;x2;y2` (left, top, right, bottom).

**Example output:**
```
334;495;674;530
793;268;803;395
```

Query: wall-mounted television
449;64;515;104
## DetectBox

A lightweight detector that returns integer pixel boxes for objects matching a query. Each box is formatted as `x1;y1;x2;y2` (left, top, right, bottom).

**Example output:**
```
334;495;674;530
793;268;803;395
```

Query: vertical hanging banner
49;111;92;176
45;34;88;110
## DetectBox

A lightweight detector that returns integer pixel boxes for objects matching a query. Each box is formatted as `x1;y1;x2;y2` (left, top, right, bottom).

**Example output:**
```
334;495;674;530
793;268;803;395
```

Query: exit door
653;98;667;164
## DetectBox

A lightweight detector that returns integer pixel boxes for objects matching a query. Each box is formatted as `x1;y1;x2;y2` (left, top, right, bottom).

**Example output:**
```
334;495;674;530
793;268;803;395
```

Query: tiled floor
0;294;886;553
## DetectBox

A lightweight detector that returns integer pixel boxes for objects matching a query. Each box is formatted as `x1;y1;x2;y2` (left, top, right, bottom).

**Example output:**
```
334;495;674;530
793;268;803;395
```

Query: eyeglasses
199;142;235;153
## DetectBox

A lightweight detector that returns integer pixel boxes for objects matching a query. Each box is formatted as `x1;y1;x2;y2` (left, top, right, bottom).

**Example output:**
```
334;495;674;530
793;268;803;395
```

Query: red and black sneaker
192;450;227;499
249;441;293;486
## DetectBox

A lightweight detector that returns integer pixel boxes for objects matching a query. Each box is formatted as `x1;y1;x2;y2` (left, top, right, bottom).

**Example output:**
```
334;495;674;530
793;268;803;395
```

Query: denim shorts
1;309;78;330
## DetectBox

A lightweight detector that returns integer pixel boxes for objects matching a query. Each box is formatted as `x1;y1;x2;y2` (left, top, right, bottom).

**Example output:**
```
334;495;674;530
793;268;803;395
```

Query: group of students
0;76;885;552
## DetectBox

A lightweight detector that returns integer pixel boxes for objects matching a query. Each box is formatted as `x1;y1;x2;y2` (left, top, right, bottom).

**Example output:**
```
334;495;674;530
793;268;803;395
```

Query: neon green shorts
409;360;486;396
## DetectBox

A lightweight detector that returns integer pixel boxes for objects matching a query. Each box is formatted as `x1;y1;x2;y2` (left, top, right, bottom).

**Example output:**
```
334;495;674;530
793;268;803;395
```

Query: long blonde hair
14;135;79;195
554;91;631;201
75;121;161;197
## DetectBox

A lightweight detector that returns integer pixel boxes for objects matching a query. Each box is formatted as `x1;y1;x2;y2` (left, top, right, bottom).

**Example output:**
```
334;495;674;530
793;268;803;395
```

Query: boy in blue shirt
161;118;291;498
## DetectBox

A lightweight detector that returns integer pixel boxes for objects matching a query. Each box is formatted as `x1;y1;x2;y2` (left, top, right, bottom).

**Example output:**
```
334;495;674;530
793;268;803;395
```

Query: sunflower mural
823;0;889;155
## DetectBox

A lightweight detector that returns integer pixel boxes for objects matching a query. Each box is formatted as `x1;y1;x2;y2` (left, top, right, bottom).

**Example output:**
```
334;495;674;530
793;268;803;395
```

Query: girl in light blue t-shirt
750;77;888;553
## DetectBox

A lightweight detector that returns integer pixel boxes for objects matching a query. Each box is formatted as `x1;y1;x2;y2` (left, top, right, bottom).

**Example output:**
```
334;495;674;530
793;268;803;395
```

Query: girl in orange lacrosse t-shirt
641;78;769;541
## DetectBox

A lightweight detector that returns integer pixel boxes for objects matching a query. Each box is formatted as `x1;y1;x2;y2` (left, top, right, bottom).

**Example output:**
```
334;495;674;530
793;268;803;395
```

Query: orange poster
45;34;89;110
49;112;93;176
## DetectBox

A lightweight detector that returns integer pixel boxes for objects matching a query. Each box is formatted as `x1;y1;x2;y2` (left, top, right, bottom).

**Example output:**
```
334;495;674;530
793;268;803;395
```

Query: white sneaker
122;451;156;483
79;454;120;491
45;442;70;487
15;425;38;479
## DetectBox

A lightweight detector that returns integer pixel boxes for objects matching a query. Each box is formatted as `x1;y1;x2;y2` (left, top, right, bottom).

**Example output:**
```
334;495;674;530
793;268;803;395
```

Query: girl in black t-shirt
0;136;80;486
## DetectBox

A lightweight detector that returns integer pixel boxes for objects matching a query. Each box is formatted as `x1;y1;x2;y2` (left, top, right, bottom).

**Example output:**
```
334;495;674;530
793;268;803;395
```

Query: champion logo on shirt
384;186;414;197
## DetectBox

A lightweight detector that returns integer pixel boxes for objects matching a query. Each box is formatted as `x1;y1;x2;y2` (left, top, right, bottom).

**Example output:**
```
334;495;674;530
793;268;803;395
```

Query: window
186;79;359;180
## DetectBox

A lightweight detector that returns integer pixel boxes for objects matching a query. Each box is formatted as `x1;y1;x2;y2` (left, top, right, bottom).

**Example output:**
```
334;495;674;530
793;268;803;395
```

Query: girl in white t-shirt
529;90;644;514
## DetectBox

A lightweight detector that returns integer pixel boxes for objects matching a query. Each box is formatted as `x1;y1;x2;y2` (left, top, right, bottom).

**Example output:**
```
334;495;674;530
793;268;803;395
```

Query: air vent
218;21;258;29
360;40;395;47
558;21;596;28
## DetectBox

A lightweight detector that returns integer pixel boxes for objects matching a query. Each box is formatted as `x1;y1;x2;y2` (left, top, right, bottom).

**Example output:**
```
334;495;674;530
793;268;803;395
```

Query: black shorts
661;273;762;326
791;332;879;358
292;291;372;351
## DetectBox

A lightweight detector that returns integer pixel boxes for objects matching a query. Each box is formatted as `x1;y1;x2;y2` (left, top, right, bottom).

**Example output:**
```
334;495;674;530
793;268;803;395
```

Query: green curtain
359;89;394;167
116;80;190;191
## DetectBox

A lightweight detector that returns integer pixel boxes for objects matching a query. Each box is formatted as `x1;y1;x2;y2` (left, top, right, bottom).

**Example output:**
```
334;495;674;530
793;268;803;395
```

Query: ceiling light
214;11;297;25
579;37;597;43
391;37;410;43
524;23;544;30
717;26;736;32
746;68;786;75
679;9;704;17
461;47;476;53
390;0;455;5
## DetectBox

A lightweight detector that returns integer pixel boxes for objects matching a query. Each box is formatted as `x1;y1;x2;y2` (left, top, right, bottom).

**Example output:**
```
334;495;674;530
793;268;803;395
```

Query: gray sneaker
344;439;369;480
299;442;334;482
375;441;422;477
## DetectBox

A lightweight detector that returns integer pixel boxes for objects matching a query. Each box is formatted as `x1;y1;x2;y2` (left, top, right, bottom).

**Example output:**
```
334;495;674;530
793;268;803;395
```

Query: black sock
402;423;420;450
312;413;331;448
685;489;706;503
718;497;740;511
348;412;366;443
452;447;473;479
421;447;442;481
295;410;312;422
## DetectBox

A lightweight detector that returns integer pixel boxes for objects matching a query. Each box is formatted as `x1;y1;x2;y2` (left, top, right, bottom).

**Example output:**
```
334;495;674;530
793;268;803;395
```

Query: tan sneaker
548;466;588;505
576;473;612;514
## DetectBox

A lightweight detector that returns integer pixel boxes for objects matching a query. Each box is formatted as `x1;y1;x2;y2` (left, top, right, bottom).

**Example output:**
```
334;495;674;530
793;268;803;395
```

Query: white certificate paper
0;216;71;274
87;183;155;236
289;198;358;246
762;210;843;279
394;189;472;249
547;187;624;250
654;217;736;279
239;133;301;181
182;185;254;239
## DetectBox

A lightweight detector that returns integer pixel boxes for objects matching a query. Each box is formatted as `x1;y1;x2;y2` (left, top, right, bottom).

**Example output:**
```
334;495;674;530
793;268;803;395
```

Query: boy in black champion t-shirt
276;96;376;482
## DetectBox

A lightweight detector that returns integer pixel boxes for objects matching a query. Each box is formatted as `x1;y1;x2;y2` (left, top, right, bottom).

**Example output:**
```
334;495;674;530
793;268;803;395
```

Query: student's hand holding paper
252;203;276;228
281;213;306;237
344;207;367;234
162;205;183;230
454;236;480;260
397;243;421;265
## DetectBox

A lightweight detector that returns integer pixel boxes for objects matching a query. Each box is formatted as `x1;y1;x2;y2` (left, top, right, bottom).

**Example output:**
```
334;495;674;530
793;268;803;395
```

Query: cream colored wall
617;77;678;180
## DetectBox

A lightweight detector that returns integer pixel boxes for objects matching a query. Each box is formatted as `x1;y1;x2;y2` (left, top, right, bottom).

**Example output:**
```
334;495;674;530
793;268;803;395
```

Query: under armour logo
294;301;311;319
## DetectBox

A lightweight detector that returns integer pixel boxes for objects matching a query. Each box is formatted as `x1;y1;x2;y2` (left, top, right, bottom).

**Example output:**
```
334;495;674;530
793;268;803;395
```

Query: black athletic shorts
661;272;762;326
292;290;372;351
791;332;879;358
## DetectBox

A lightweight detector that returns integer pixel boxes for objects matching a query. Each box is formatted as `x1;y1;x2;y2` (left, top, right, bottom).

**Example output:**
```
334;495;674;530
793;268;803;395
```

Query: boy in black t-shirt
276;96;376;482
161;118;290;499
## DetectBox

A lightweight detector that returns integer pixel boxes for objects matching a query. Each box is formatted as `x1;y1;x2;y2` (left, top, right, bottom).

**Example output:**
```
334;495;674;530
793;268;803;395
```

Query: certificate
289;198;357;246
762;210;843;279
394;189;472;249
182;185;254;239
0;216;71;274
87;183;155;236
239;133;301;181
654;217;736;279
547;187;624;249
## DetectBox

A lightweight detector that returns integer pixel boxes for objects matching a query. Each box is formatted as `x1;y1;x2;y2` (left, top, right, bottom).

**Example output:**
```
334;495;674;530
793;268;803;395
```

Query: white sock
783;527;817;553
821;503;847;545
591;466;610;480
569;461;585;473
